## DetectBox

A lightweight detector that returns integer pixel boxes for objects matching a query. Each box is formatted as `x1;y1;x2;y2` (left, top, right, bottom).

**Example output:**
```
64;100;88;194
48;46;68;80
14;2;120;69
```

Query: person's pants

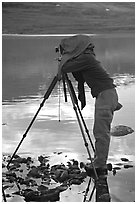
93;88;118;168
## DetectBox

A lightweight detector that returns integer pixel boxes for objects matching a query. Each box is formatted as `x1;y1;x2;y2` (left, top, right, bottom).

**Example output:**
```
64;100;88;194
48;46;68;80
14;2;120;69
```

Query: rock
23;188;60;202
69;179;82;185
70;159;79;166
2;123;7;126
27;157;32;162
67;161;80;171
51;164;67;172
19;178;30;186
30;179;37;186
114;163;124;166
17;177;25;185
3;184;14;190
54;169;62;178
41;178;51;185
121;158;129;162
113;167;121;170
6;172;16;178
57;152;62;155
69;168;81;174
23;178;37;186
59;170;69;182
69;172;86;180
53;152;57;154
5;194;11;198
80;162;85;169
37;185;48;192
107;163;113;171
124;164;133;169
8;163;21;171
38;155;49;165
57;184;68;192
70;165;80;171
11;157;28;164
14;155;20;159
112;169;117;176
42;168;50;176
18;177;37;186
8;165;17;171
12;191;21;195
111;125;134;136
22;189;33;197
27;167;41;178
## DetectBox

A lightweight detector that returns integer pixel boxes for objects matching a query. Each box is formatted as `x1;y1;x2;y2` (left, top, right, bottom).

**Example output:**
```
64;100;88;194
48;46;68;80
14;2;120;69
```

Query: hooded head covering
59;34;94;69
58;34;94;110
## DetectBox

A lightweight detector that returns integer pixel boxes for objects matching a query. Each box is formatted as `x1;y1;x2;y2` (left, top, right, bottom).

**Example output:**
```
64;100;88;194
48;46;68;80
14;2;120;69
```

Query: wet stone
124;164;134;169
107;163;113;171
113;167;121;170
121;158;129;162
69;179;82;185
2;153;96;202
5;194;12;198
114;163;124;166
111;125;134;137
23;188;60;202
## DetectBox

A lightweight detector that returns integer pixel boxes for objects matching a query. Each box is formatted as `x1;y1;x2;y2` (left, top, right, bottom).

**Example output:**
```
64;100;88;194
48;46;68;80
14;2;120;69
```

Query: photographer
57;34;122;176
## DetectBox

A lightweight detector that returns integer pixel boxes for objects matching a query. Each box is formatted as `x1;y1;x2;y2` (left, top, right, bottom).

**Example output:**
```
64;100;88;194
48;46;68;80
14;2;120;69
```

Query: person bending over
57;34;122;176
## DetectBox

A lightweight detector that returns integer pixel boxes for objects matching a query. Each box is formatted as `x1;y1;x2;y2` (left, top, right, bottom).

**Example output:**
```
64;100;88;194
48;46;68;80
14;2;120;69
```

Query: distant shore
2;2;135;35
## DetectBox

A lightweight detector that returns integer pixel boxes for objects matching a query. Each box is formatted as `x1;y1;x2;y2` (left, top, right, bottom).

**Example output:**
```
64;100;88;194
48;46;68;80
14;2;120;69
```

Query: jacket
59;35;115;109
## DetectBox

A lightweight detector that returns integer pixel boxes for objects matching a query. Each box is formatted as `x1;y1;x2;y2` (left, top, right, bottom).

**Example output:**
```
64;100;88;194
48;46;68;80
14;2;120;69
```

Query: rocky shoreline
2;151;134;202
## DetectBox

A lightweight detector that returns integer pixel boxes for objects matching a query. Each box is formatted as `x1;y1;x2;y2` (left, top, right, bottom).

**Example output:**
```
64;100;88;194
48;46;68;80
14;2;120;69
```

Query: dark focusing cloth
59;35;115;109
62;52;115;109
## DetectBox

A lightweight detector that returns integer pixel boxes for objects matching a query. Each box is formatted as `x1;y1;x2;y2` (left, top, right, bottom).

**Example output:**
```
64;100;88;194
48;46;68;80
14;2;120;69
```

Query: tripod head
55;46;62;62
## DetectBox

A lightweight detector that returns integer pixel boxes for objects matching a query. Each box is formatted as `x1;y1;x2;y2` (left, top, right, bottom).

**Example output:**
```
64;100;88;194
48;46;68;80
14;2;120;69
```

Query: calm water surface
2;34;135;202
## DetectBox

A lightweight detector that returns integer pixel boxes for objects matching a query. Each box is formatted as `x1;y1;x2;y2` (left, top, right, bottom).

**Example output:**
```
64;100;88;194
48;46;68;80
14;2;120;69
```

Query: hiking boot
85;166;108;178
95;177;111;202
80;162;108;178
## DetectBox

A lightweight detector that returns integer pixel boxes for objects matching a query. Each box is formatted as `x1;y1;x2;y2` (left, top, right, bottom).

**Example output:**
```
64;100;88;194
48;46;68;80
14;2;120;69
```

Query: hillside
2;2;135;34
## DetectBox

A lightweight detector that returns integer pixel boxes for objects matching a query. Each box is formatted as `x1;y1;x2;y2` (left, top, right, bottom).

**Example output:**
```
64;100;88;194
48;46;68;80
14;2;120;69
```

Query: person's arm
57;54;87;80
62;54;90;73
57;53;97;80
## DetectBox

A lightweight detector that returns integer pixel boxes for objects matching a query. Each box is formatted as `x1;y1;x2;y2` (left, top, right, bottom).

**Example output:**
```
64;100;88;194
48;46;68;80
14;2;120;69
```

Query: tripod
7;73;98;182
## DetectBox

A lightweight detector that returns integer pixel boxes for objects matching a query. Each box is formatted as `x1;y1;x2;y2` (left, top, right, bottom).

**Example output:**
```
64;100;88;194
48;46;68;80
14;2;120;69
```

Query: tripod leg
64;74;98;181
64;74;95;153
88;184;96;201
83;177;92;202
7;76;58;169
77;106;95;153
2;184;7;202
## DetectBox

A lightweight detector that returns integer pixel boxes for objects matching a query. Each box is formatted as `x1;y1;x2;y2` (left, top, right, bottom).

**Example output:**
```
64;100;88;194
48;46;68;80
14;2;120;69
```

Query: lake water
2;33;135;202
